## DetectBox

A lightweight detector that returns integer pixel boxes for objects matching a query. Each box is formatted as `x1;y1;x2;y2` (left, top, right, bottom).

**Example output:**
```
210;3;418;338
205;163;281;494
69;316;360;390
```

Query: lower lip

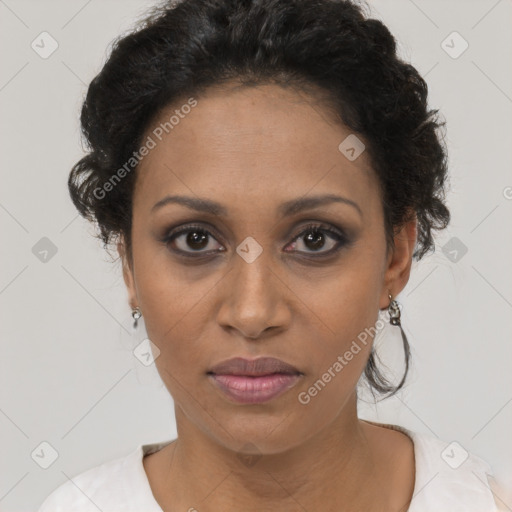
208;373;301;404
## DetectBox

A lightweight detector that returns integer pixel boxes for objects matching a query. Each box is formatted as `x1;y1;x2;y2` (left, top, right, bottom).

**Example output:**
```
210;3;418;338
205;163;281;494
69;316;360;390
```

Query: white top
37;421;503;511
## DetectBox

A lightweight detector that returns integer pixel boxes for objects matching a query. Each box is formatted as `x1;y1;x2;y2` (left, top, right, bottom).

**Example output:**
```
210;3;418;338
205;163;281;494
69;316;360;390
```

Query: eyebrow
151;194;363;219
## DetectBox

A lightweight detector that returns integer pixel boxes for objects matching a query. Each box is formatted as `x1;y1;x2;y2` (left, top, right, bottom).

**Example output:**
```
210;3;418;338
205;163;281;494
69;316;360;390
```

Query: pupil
305;230;324;250
187;231;208;250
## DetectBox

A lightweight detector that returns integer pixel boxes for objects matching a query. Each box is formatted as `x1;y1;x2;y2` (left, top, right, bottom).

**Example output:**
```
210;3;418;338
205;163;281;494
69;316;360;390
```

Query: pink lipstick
207;356;302;404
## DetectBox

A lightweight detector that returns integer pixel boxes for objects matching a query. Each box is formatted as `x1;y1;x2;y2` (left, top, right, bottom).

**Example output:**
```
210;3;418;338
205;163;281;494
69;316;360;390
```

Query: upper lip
208;357;302;376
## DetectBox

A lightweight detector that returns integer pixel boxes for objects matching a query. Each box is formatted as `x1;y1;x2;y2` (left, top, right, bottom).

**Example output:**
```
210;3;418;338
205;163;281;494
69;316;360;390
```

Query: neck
157;392;386;511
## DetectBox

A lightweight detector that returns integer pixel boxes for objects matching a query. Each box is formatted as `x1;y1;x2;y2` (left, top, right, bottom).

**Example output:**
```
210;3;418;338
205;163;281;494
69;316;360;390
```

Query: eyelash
162;222;349;259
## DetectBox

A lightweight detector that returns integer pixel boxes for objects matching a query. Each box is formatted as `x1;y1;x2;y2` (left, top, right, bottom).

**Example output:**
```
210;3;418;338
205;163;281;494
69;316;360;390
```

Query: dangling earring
132;307;142;329
387;292;411;391
387;293;401;326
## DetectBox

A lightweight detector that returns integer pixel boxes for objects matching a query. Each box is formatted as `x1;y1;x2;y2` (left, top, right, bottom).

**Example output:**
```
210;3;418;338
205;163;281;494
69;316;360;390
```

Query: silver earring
387;292;411;391
387;293;401;326
132;307;142;329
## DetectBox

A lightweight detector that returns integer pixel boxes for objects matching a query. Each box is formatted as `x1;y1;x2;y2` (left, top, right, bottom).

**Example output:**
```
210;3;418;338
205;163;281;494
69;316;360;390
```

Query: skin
118;82;417;511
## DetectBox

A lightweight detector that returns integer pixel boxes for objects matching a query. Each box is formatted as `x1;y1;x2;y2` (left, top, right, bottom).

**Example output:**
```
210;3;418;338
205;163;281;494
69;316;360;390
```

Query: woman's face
120;83;415;454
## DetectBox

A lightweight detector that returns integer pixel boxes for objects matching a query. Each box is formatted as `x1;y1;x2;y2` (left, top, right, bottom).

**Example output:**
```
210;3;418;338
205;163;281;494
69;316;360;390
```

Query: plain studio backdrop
1;1;511;510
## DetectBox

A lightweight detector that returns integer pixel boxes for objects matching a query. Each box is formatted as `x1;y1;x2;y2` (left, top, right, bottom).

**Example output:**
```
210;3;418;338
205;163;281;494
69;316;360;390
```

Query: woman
38;0;502;510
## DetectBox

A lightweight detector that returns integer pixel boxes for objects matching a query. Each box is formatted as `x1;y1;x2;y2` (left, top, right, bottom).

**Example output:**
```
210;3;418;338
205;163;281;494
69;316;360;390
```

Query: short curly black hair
69;0;450;399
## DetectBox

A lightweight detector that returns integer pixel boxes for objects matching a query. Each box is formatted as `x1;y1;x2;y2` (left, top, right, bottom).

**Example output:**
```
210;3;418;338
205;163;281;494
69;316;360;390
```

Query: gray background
1;0;511;510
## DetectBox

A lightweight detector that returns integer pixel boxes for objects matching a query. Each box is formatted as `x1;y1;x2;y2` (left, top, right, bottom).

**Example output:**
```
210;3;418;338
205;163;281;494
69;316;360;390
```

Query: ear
379;211;418;310
117;239;138;310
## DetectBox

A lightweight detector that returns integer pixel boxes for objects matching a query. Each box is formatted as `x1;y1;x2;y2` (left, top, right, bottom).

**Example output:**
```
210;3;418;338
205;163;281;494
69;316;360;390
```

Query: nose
216;249;291;340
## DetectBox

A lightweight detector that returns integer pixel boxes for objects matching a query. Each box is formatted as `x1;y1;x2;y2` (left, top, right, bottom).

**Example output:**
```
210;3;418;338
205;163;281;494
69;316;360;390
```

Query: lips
207;356;302;377
207;356;303;404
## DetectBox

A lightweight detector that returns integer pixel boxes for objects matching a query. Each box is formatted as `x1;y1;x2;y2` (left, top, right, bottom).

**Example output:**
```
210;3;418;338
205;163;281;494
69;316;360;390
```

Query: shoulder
37;445;150;512
362;420;501;511
399;426;500;511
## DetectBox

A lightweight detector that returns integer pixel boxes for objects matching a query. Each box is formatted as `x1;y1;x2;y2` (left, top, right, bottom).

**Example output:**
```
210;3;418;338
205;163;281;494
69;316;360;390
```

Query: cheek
297;305;378;413
299;245;384;338
293;251;384;395
144;305;210;409
139;281;212;370
130;246;214;386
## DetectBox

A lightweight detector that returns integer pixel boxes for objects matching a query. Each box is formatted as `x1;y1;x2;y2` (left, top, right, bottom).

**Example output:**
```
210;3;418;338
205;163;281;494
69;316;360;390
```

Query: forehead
134;83;379;217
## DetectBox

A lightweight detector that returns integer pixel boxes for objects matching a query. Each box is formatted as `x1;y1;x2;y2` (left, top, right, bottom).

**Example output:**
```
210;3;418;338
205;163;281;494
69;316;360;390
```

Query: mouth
207;356;303;404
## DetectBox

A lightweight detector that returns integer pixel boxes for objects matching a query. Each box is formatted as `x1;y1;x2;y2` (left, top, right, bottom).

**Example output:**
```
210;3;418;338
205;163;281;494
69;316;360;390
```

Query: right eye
163;224;225;257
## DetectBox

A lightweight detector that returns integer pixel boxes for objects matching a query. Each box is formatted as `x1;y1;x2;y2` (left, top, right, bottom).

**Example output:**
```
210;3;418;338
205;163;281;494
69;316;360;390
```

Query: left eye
286;224;347;255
